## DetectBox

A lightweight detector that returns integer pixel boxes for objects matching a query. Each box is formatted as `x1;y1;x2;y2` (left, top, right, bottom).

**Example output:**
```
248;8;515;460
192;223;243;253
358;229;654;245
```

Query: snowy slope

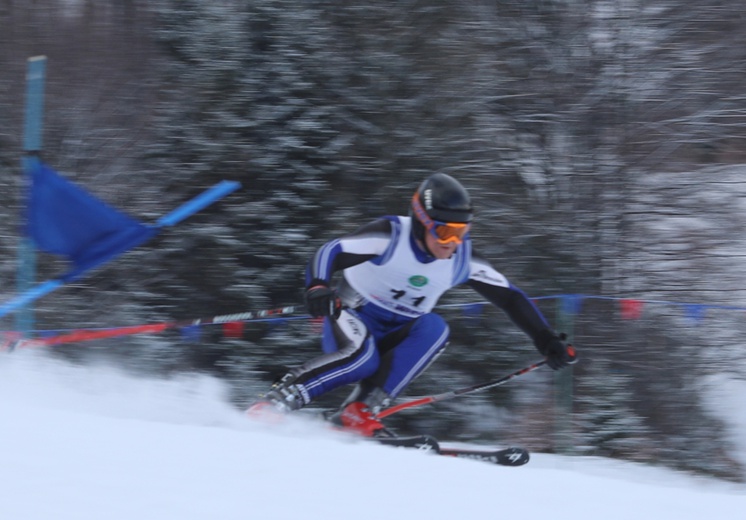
1;351;743;520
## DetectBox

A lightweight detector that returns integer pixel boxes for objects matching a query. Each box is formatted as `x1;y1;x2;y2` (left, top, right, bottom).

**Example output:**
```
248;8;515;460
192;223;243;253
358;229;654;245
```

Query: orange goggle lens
431;221;470;244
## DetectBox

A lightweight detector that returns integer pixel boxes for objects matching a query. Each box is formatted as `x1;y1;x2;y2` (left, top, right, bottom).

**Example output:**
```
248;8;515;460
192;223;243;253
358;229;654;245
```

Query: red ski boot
335;401;385;437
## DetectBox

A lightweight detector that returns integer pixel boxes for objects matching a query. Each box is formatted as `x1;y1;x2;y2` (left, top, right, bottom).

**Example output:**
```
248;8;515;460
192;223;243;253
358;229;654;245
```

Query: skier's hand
305;281;342;318
536;331;577;370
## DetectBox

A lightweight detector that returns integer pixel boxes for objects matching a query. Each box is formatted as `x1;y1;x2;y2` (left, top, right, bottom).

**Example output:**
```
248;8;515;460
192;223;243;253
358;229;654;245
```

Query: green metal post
15;56;46;337
554;295;577;454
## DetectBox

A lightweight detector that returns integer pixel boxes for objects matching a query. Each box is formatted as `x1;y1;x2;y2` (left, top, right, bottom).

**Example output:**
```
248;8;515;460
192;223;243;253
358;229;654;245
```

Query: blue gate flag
26;162;157;280
0;162;241;320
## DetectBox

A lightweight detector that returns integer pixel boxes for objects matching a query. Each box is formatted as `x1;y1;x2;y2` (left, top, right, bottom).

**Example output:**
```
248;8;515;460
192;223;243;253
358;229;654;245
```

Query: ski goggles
411;193;471;245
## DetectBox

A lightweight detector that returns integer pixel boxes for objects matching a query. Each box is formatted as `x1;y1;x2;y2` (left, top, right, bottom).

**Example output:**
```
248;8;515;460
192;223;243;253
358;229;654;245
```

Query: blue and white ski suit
289;215;553;406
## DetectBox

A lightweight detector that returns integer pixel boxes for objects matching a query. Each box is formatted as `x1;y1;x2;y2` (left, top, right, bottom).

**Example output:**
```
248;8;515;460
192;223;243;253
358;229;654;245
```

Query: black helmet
410;173;473;245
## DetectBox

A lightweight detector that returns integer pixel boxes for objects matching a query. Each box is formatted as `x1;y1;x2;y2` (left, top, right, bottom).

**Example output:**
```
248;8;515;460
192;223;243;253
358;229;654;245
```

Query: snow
1;351;744;520
704;374;746;473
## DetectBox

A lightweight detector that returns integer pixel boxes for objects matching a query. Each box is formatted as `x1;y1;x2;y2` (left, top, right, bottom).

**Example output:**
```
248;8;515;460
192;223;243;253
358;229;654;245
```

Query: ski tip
245;401;287;424
501;447;530;466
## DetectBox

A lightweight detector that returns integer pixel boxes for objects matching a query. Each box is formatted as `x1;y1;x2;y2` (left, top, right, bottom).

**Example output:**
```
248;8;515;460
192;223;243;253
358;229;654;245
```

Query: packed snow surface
1;351;743;520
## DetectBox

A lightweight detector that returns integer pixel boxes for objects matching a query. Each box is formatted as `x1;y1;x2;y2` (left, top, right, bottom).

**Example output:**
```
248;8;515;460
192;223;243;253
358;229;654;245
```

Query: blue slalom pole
157;180;241;227
15;56;47;335
0;280;64;320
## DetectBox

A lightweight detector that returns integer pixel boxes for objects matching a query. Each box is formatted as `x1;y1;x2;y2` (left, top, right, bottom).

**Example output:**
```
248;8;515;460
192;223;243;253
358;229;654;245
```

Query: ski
373;434;440;452
249;404;530;467
438;445;530;466
372;433;529;467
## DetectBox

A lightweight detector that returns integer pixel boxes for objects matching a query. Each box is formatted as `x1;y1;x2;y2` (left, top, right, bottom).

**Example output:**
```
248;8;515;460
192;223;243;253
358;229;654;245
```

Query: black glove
535;330;577;370
304;281;342;318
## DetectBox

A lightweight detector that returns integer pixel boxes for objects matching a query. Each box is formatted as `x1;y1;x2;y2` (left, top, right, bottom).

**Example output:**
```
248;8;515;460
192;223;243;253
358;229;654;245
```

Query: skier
249;173;575;435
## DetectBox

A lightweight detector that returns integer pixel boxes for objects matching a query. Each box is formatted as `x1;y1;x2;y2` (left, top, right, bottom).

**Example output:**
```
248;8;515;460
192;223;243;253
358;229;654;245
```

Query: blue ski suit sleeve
305;218;394;287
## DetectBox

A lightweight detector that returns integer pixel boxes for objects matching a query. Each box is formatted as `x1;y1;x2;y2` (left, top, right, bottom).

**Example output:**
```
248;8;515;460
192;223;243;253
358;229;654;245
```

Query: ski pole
377;346;576;419
3;305;300;350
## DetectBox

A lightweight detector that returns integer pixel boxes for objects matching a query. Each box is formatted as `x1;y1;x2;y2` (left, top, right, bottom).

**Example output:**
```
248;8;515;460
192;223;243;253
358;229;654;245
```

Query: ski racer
249;173;574;435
